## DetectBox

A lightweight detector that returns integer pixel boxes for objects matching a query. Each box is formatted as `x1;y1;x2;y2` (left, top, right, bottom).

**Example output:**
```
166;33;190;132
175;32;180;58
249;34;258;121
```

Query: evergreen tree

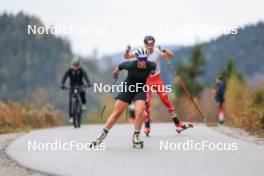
175;44;206;97
218;56;243;82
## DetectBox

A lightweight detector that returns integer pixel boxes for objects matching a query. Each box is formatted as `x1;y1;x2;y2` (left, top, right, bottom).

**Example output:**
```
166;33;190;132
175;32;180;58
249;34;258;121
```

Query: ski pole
99;79;117;120
125;107;128;122
167;60;207;122
177;77;207;122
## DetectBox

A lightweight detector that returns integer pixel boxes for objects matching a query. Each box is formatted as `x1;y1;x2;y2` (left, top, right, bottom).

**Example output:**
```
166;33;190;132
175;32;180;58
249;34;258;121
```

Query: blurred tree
171;21;264;84
175;44;206;98
0;12;110;114
218;56;243;82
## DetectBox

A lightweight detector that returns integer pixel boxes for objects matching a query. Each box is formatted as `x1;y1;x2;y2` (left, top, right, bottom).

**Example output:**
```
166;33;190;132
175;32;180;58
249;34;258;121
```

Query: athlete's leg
80;90;87;110
90;100;128;146
144;78;152;123
80;90;86;104
105;100;128;130
134;100;146;131
144;77;153;135
155;76;175;112
133;99;145;147
155;76;189;128
144;88;152;125
217;102;224;124
69;90;73;118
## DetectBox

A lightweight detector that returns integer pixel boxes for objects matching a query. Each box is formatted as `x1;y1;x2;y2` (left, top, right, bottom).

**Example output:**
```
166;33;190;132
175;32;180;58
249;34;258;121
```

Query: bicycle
62;85;88;128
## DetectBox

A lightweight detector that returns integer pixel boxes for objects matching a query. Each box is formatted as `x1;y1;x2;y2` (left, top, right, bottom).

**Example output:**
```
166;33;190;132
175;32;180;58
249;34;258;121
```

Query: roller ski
132;131;144;149
90;128;108;148
176;122;193;133
89;139;101;148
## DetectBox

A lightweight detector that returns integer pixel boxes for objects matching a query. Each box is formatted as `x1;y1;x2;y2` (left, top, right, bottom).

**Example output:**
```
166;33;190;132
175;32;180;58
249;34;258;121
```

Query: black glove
60;85;65;90
113;73;118;81
158;45;166;52
87;84;92;88
113;70;119;81
126;45;131;53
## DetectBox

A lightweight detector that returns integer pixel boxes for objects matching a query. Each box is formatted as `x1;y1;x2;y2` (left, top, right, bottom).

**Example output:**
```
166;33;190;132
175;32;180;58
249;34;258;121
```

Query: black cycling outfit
116;60;156;104
61;67;91;117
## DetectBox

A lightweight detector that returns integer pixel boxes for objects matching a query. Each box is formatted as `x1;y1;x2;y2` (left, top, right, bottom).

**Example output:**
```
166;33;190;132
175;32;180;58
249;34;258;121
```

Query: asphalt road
6;123;264;176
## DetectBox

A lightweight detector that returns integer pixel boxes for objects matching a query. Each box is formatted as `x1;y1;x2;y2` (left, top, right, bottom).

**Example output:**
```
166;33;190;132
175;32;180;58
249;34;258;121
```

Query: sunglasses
137;57;148;62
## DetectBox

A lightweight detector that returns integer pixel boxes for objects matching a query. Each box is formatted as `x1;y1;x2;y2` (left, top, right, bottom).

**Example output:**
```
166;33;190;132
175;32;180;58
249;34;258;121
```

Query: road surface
6;123;264;176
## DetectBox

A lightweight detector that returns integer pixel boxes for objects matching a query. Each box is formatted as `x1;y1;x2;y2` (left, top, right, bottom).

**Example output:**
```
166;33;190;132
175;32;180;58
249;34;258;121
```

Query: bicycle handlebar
61;85;91;90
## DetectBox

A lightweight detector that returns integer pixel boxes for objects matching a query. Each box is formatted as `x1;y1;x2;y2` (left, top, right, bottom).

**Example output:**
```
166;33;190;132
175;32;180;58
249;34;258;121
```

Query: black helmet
218;75;223;80
144;35;155;44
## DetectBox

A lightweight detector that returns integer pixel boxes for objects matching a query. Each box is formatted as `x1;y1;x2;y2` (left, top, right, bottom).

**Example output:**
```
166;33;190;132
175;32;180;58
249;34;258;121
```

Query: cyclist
124;36;192;135
90;48;156;148
61;56;91;123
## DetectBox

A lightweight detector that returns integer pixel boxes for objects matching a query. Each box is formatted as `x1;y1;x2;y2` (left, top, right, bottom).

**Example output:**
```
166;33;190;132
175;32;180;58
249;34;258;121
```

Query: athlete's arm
113;61;131;80
158;46;174;59
113;66;120;80
124;45;136;59
82;69;92;87
162;49;174;59
124;51;136;59
61;69;70;86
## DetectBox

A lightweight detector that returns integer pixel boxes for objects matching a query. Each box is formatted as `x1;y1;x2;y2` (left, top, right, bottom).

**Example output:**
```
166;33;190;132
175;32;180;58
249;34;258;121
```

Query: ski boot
144;120;151;137
144;127;150;137
90;128;108;148
176;122;193;133
90;139;102;148
132;131;144;149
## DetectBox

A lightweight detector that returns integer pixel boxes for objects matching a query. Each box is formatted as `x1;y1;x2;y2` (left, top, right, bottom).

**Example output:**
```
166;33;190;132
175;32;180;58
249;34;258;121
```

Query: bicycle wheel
73;100;79;128
76;102;82;128
73;100;82;128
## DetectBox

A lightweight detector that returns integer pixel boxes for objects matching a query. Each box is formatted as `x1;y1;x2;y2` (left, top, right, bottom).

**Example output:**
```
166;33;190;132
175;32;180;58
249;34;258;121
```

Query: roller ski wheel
144;127;150;137
133;141;144;149
176;122;193;133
